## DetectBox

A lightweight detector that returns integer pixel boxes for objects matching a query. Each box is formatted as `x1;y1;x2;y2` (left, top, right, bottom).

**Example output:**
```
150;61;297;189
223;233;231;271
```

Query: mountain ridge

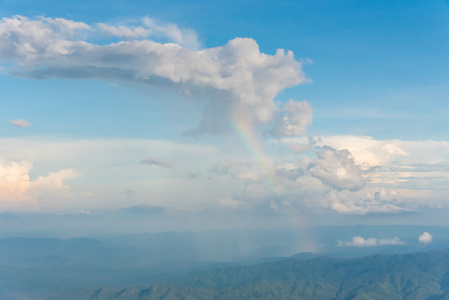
50;251;449;300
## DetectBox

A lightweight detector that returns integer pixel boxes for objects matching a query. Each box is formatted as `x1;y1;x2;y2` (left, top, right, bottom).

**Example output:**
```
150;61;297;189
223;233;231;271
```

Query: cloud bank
338;236;404;247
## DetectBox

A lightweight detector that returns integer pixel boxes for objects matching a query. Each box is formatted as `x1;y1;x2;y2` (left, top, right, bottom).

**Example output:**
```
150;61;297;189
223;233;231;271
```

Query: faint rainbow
232;112;320;253
231;112;282;195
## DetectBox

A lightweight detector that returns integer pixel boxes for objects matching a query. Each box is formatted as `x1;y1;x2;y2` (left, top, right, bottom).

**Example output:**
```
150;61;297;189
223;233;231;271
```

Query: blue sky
1;0;449;232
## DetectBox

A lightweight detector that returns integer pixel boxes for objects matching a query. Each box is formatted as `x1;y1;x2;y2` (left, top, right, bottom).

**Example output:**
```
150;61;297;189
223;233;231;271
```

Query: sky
1;0;449;235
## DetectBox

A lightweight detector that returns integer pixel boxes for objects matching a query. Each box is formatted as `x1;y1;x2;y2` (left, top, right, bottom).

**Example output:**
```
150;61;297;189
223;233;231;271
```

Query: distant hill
3;226;449;299
53;251;449;299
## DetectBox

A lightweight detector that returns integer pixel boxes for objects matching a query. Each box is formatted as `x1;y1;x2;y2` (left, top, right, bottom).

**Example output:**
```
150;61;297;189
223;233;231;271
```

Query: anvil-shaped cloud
0;16;312;137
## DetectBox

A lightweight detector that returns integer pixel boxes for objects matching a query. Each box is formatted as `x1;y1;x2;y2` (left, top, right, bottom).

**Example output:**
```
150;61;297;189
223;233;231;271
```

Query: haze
0;0;448;244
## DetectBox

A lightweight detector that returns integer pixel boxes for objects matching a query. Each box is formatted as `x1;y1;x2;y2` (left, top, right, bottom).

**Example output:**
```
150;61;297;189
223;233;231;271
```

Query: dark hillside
54;251;449;300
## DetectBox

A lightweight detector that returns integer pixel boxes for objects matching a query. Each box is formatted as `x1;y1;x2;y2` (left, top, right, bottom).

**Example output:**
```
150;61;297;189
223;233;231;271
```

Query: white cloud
266;99;313;138
31;168;77;192
314;136;449;174
141;157;173;168
339;236;403;247
1;134;448;215
0;16;308;137
324;189;405;215
0;16;89;61
96;23;150;39
307;146;365;191
418;232;432;244
279;135;449;213
0;160;32;202
142;17;200;50
314;184;409;215
314;135;408;167
0;159;76;210
286;136;317;153
9;119;31;127
284;135;408;167
341;236;377;247
96;17;199;49
0;137;228;212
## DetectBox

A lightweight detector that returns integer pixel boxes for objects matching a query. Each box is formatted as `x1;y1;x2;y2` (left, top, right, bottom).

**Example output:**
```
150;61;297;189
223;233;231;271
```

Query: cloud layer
0;135;448;217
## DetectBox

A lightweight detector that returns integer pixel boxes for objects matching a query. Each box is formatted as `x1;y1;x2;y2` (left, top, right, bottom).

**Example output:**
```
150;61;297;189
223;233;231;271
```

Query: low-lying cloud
419;232;432;244
338;236;404;247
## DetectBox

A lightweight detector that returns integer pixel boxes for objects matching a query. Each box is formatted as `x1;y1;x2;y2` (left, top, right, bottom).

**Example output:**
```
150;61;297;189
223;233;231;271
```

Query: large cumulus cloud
0;15;312;137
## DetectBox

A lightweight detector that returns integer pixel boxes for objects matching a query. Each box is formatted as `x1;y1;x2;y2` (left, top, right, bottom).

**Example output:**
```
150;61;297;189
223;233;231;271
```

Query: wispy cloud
96;23;150;39
390;162;449;172
141;158;173;168
95;16;200;49
9;119;31;127
142;16;200;50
